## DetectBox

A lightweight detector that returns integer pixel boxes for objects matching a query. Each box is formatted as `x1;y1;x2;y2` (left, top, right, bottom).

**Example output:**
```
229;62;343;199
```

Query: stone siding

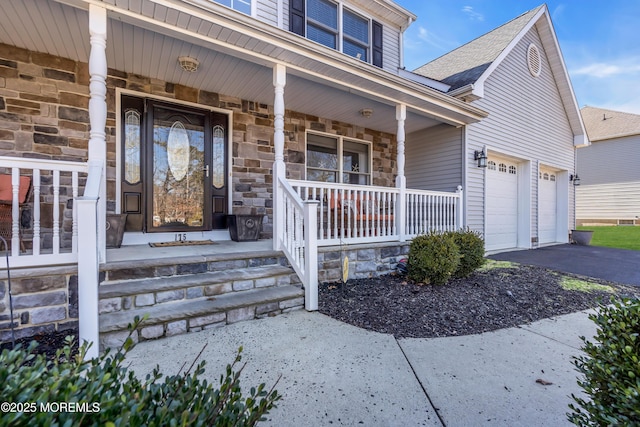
318;242;410;282
0;270;78;342
1;43;398;241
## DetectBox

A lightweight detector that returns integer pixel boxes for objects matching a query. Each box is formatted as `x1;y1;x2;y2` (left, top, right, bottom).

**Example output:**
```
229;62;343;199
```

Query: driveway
488;244;640;286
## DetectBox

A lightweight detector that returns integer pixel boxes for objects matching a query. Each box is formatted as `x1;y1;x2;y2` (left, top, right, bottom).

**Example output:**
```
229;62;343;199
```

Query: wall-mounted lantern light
570;174;581;186
474;149;487;168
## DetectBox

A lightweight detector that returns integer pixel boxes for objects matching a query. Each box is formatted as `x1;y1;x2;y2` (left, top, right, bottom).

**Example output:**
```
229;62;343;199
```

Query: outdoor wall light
474;149;487;168
570;174;581;186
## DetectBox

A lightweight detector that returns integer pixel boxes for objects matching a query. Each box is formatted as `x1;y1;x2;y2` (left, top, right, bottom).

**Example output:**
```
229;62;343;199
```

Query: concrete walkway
489;244;640;286
125;310;595;426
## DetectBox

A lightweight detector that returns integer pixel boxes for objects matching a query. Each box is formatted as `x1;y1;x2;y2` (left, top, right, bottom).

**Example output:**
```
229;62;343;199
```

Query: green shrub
407;231;460;285
0;317;280;427
568;298;640;425
447;229;485;278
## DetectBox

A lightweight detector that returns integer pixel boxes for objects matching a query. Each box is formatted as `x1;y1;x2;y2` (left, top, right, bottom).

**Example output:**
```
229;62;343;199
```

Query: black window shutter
372;21;383;68
290;0;305;36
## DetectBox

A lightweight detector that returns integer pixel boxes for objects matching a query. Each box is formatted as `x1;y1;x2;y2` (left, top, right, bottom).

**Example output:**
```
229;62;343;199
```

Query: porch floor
106;239;274;263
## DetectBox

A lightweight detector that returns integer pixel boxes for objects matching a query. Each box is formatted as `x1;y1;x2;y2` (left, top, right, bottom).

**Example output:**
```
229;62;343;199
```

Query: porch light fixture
360;108;373;118
178;56;199;72
474;149;487;168
570;174;581;186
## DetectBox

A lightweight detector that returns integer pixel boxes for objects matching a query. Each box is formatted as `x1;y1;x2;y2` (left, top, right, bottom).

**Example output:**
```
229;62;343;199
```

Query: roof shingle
581;106;640;142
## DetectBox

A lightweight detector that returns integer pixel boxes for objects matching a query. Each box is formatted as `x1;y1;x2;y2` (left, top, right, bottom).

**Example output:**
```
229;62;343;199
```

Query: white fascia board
472;6;547;101
398;68;450;92
538;11;589;140
574;134;590;147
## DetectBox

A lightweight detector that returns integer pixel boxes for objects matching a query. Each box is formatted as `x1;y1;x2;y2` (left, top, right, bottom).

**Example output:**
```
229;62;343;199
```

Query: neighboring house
0;1;584;352
576;106;640;226
411;5;588;252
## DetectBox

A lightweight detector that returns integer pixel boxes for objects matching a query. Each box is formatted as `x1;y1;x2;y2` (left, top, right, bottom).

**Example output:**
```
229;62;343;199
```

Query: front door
120;96;228;233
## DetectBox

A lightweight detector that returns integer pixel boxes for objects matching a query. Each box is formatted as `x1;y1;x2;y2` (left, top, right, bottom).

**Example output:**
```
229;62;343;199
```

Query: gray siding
256;0;278;26
382;25;401;73
577;135;640;185
466;26;575;237
576;182;640;221
576;134;640;220
405;124;463;192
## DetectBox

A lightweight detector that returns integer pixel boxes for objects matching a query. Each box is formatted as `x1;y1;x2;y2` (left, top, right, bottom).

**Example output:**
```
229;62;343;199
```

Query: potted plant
227;211;263;242
571;229;594;245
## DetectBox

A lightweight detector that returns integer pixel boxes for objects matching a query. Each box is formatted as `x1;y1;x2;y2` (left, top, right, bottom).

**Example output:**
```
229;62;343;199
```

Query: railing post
77;196;99;360
456;185;464;230
272;64;286;250
89;4;108;263
303;200;319;311
396;104;407;242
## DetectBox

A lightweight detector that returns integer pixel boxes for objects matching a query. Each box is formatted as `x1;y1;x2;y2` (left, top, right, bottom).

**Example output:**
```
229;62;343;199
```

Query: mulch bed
319;264;639;338
2;263;638;359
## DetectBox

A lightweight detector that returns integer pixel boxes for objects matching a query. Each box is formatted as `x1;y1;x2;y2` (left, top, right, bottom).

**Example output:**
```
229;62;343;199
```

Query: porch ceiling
0;0;486;134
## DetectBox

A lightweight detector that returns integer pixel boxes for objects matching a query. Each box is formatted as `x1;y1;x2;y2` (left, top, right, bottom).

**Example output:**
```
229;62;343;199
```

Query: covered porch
0;0;486;355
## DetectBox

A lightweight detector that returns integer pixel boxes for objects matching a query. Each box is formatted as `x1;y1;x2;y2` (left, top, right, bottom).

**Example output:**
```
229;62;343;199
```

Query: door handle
203;164;209;177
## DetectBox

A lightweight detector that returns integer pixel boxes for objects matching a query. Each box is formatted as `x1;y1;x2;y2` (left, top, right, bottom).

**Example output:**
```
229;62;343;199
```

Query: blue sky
394;1;640;114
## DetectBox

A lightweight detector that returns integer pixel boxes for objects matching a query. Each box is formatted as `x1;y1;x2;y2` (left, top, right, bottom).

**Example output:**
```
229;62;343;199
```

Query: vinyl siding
576;134;640;220
576;182;640;221
576;135;640;185
405;124;463;192
382;25;400;72
466;26;575;239
256;0;278;26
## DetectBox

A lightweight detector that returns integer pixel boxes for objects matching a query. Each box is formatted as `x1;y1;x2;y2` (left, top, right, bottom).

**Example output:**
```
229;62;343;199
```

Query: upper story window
213;0;251;15
290;0;383;67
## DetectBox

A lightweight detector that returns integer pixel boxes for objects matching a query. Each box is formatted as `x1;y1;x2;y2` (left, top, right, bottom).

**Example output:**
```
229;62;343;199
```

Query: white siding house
412;5;587;252
577;106;640;225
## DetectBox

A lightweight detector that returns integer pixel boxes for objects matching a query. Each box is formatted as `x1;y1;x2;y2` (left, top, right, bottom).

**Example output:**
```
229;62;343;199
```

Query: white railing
0;156;88;268
289;181;463;246
275;175;318;310
405;186;464;238
77;159;103;359
289;180;399;245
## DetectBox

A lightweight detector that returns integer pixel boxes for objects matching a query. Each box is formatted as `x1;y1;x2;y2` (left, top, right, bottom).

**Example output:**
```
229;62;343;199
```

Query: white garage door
539;169;557;244
486;158;518;251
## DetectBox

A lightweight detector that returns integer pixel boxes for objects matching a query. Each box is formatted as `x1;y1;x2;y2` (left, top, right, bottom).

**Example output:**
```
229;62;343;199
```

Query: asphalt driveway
489;244;640;286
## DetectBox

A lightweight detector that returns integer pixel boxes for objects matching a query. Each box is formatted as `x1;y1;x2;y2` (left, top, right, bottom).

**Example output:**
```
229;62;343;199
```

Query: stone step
99;285;304;349
99;265;297;299
101;250;287;282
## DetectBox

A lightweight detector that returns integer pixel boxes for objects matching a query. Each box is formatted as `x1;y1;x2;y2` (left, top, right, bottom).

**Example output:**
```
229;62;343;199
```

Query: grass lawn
576;226;640;251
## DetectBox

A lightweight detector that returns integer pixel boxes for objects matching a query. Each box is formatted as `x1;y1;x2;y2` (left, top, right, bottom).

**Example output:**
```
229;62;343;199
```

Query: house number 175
175;233;187;241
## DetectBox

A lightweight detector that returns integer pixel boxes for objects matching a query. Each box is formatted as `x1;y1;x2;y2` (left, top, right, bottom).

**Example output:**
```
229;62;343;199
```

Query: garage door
486;158;518;251
539;168;557;244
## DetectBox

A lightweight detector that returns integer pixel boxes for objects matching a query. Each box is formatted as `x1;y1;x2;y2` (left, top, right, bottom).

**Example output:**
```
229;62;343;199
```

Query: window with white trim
306;133;370;184
290;0;383;66
213;0;251;15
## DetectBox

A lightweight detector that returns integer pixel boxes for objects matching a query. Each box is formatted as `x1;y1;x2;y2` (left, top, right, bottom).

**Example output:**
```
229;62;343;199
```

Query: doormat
149;240;216;248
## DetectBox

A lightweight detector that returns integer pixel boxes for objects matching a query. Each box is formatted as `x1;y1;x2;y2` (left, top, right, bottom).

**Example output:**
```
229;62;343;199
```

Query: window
290;0;383;67
306;133;370;184
213;0;251;15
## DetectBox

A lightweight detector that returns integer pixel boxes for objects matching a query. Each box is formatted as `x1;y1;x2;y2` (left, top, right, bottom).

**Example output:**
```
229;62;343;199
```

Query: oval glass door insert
167;121;190;181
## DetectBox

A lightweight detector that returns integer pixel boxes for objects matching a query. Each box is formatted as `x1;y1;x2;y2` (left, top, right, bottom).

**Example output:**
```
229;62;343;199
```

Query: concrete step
99;284;304;349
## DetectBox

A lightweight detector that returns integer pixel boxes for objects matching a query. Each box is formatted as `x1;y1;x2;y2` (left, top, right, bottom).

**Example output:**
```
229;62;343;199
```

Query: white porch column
272;64;286;250
88;4;108;263
395;104;407;242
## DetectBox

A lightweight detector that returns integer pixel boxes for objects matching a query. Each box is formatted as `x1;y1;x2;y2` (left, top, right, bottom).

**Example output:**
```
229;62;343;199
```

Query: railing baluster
11;168;20;256
53;170;60;254
33;169;41;256
72;172;78;253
